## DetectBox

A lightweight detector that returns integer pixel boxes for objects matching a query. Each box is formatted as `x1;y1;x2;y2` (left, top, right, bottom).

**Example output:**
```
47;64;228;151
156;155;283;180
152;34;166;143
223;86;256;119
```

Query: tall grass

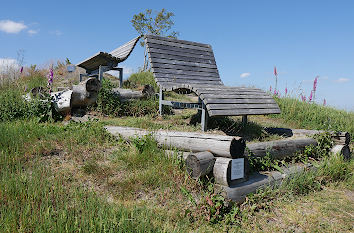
274;97;354;137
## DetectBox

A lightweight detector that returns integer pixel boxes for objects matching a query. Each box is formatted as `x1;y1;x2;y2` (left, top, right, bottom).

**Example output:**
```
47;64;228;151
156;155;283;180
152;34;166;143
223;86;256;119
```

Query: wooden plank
203;98;276;104
149;57;218;69
151;62;218;73
197;90;267;95
157;80;222;85
195;88;263;94
148;50;216;64
154;72;220;79
206;103;279;110
147;42;214;57
146;35;210;48
208;108;281;116
146;37;213;52
152;68;220;77
156;77;220;82
200;93;273;99
157;81;222;88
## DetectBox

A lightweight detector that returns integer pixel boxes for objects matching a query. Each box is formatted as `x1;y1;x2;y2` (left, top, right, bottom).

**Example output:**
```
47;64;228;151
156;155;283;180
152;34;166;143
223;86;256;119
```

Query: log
112;85;155;102
71;78;101;108
245;138;318;160
164;150;190;160
213;157;248;186
266;128;351;145
105;126;246;158
330;145;351;160
186;151;215;179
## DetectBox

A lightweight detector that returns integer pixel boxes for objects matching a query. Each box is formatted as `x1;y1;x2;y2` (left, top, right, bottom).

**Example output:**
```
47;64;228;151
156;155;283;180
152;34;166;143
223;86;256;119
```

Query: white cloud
50;30;62;36
240;72;251;78
0;20;27;34
335;78;350;83
0;58;20;74
27;29;39;35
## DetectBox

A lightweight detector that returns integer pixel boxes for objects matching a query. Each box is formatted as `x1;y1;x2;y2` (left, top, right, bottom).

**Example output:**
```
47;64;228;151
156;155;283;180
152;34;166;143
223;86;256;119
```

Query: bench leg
159;89;164;116
98;65;103;81
242;115;248;125
118;68;123;87
201;102;208;132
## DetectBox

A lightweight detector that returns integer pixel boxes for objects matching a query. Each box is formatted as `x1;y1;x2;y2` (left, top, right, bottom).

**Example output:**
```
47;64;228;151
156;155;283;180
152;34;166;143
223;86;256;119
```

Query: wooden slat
157;81;222;88
200;93;272;99
208;108;281;116
156;77;220;83
151;63;218;73
149;57;217;69
203;98;276;104
146;35;210;48
147;42;214;57
154;72;220;79
146;37;212;52
206;103;279;110
152;68;220;77
148;50;216;64
196;90;267;95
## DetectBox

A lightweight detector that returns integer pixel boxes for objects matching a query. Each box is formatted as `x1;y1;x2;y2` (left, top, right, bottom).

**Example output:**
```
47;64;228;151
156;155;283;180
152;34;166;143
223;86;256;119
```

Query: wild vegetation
0;69;353;232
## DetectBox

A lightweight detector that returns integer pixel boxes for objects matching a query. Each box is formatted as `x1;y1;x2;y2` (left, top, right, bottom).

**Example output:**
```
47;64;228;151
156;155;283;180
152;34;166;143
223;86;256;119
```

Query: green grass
274;97;354;137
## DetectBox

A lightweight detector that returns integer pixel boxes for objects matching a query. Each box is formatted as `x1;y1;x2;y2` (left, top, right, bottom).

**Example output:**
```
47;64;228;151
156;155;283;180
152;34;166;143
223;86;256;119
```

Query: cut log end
230;137;246;158
331;145;351;160
186;151;215;179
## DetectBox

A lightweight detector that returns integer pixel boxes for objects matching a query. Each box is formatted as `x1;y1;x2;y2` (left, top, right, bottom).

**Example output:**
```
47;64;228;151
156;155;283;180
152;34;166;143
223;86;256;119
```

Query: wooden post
98;65;103;81
118;68;123;87
159;89;164;116
242;115;248;125
201;102;208;132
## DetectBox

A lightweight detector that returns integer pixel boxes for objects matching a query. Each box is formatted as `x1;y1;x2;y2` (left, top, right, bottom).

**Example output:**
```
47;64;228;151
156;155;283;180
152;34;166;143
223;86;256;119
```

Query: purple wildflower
313;76;318;92
309;91;313;102
20;66;23;74
323;99;326;106
285;87;288;95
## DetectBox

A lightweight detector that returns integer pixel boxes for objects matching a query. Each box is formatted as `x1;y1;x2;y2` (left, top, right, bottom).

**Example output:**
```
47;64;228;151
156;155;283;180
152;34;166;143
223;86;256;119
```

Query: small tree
131;9;179;70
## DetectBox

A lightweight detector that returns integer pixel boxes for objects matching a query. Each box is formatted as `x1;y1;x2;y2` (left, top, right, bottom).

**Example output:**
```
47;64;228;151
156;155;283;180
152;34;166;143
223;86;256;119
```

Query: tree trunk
112;85;155;102
186;151;215;179
245;138;318;160
105;126;246;158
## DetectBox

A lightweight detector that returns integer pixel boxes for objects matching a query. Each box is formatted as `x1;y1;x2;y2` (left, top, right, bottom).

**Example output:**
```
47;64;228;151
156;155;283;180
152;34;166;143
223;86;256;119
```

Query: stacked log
112;84;155;102
186;152;215;179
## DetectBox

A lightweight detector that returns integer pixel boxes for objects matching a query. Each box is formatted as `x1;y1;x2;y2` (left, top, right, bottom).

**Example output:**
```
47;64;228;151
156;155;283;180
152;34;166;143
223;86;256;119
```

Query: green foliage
131;8;178;46
248;152;283;172
124;71;158;90
274;97;354;138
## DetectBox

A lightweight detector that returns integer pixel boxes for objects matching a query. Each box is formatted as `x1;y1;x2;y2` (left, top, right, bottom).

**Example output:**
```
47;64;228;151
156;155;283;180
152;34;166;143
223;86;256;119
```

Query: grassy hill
0;71;353;232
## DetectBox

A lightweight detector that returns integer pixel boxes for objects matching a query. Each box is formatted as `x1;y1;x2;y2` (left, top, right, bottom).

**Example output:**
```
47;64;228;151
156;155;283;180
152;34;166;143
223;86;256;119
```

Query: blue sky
1;0;353;111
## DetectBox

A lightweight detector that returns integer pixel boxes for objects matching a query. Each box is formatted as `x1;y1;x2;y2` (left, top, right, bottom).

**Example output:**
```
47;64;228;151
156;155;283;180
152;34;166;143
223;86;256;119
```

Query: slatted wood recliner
145;35;280;131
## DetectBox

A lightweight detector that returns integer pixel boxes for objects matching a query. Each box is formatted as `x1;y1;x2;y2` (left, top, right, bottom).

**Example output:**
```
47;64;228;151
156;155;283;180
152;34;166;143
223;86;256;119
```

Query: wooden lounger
145;35;280;131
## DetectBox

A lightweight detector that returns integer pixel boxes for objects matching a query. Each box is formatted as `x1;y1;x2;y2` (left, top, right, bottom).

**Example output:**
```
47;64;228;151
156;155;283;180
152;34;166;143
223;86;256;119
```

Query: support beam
159;89;164;116
201;102;209;131
242;115;248;125
98;65;104;81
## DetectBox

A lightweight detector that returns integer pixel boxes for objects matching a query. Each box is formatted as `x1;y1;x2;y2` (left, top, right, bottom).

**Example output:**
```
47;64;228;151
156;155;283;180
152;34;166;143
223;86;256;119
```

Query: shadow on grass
189;113;267;141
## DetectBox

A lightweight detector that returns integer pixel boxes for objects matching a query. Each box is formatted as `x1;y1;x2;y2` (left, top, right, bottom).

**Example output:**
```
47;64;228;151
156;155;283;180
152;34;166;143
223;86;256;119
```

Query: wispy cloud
335;78;350;83
240;72;251;78
50;30;63;36
0;20;27;34
27;29;39;35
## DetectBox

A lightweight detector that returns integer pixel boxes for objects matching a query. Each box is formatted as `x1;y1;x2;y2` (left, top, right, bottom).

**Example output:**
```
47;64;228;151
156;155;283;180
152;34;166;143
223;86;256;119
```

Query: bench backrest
145;35;223;90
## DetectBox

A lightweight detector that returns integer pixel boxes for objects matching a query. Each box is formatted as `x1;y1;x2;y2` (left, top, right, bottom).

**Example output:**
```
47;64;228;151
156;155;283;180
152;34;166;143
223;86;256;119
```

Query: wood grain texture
186;151;215;179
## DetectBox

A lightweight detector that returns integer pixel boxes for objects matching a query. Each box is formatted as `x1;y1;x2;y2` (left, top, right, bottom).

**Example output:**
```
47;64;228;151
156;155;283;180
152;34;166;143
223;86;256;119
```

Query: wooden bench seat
145;35;280;131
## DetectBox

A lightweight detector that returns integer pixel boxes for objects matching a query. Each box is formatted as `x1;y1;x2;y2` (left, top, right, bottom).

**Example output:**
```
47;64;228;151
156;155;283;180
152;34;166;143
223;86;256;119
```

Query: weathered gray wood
146;37;213;52
148;52;216;65
160;100;201;109
71;78;101;108
112;86;154;102
201;102;208;131
331;132;351;145
213;157;248;186
164;150;190;160
147;43;214;57
200;93;272;99
218;163;312;202
156;76;221;82
186;151;215;179
330;145;351;160
147;34;211;48
150;58;218;69
207;103;279;110
159;89;164;115
245;138;318;160
152;67;220;77
105;126;246;158
203;98;276;104
154;72;220;79
208;108;281;116
151;63;218;73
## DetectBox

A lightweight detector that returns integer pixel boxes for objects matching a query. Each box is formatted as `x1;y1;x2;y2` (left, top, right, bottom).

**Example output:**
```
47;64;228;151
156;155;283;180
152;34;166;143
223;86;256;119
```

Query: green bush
124;71;158;90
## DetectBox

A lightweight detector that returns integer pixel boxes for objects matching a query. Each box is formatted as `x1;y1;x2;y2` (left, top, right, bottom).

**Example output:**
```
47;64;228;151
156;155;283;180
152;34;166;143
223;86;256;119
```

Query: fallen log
331;145;351;160
71;78;101;108
105;126;246;158
112;85;155;102
213;157;248;186
245;138;318;160
186;151;215;179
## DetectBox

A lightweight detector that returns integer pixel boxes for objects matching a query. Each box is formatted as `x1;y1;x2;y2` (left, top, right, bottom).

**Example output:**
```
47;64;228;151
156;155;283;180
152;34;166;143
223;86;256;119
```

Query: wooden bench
145;35;281;131
76;36;141;86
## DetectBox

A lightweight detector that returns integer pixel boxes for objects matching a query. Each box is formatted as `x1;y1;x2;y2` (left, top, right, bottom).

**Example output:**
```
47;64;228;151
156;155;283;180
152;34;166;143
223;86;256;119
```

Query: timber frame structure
76;36;141;86
145;35;281;131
